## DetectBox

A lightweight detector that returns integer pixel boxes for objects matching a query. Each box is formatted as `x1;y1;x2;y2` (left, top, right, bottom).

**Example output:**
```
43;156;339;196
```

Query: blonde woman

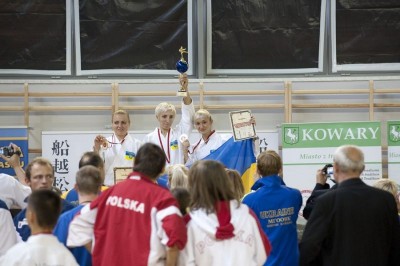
167;164;189;189
144;74;195;166
93;109;142;186
182;109;228;165
373;178;400;214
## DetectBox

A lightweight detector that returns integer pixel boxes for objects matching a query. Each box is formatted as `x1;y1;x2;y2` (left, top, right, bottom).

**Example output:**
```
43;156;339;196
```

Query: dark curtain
336;0;400;64
78;0;188;70
211;0;322;69
0;0;67;70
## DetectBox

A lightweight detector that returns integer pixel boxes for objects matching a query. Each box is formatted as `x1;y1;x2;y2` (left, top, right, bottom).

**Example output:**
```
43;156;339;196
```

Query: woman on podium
93;109;142;186
143;74;195;166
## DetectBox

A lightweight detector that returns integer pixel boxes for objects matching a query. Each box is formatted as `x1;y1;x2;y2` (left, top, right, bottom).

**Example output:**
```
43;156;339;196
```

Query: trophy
176;46;188;97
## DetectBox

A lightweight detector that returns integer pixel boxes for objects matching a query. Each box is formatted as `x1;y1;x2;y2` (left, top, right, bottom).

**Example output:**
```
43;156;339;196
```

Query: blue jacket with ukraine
243;175;302;266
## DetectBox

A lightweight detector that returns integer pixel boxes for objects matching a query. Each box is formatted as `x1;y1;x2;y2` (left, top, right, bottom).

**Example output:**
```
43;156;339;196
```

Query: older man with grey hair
300;145;400;266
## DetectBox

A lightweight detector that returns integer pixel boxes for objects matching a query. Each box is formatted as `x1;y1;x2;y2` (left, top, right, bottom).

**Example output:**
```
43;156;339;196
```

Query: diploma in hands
113;167;132;184
176;46;189;97
229;110;257;141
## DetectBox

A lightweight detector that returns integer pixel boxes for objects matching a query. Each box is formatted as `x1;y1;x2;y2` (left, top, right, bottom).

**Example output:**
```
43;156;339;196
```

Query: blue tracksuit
243;175;302;266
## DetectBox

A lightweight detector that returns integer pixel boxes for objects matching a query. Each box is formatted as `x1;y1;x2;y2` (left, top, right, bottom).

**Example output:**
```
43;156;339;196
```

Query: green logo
389;124;400;142
284;127;299;145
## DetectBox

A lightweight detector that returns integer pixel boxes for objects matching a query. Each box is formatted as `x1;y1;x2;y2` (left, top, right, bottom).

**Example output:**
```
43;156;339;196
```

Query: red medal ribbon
189;130;215;154
157;128;171;164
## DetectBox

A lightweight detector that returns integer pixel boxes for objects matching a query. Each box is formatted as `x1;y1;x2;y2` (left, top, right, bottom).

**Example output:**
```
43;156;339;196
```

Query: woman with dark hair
179;160;271;266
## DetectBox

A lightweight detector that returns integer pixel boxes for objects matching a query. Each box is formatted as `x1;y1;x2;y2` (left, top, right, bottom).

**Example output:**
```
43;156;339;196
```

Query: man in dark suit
299;145;400;266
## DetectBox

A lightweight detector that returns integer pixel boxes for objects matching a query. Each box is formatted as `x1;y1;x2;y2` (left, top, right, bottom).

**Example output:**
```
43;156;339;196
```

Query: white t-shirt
0;174;31;209
0;204;19;256
0;234;78;266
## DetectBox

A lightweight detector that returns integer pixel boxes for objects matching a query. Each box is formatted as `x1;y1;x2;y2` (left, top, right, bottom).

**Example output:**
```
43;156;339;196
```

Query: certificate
229;110;256;141
113;167;132;184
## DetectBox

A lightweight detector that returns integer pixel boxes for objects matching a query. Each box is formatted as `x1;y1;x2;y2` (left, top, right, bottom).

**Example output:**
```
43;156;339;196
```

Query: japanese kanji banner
42;130;278;191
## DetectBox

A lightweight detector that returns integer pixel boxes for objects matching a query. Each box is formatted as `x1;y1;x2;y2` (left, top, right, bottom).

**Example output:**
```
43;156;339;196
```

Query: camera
0;145;21;157
322;164;333;176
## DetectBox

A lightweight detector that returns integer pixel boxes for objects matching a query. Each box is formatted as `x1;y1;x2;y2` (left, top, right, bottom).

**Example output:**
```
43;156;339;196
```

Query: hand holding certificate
229;110;257;141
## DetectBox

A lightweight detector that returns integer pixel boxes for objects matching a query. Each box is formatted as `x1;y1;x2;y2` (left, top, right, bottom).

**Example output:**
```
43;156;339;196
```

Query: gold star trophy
176;46;188;97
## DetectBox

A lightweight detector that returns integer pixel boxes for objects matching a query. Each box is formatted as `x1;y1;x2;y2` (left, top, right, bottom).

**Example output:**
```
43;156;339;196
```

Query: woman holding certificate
143;73;195;166
93;109;142;186
183;109;228;165
183;109;256;165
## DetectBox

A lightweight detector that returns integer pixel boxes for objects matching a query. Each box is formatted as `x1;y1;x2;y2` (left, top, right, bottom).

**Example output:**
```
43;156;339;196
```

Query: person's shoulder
0;199;8;210
61;199;76;212
0;173;16;184
0;241;28;259
285;185;302;195
367;185;397;200
242;190;257;203
13;207;27;221
59;204;83;220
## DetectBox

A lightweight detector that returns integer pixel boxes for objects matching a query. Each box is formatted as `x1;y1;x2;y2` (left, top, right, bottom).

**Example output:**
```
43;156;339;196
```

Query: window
75;0;193;76
207;0;326;75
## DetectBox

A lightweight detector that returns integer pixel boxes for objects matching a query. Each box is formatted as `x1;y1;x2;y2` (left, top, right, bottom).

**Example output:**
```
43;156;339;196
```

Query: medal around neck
176;46;188;97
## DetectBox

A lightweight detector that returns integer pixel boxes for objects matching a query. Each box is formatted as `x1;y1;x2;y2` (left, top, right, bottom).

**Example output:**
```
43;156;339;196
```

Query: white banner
43;130;278;191
281;121;382;216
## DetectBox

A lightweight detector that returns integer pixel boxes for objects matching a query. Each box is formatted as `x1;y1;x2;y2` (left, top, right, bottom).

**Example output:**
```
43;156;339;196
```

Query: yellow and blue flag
203;137;256;193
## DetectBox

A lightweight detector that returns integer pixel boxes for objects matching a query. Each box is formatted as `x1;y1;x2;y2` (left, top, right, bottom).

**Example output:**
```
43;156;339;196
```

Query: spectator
54;165;102;266
167;164;189;189
0;199;19;256
67;143;187;266
171;187;191;215
226;169;245;200
243;150;302;266
179;160;271;266
373;178;400;214
13;157;75;241
62;151;108;205
0;190;78;265
0;143;26;185
302;165;337;220
299;145;400;265
0;144;31;210
0;173;31;210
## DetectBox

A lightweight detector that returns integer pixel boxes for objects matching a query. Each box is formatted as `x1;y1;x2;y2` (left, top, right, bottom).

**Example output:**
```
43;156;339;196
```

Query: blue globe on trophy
176;60;188;73
176;46;188;96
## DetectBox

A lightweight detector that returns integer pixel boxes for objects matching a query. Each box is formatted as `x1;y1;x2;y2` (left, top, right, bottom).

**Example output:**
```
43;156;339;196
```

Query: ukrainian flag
203;137;256;193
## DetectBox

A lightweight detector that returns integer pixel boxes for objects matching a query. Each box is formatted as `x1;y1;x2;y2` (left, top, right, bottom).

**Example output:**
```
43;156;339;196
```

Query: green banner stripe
387;162;400;164
387;121;400;146
282;122;381;148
